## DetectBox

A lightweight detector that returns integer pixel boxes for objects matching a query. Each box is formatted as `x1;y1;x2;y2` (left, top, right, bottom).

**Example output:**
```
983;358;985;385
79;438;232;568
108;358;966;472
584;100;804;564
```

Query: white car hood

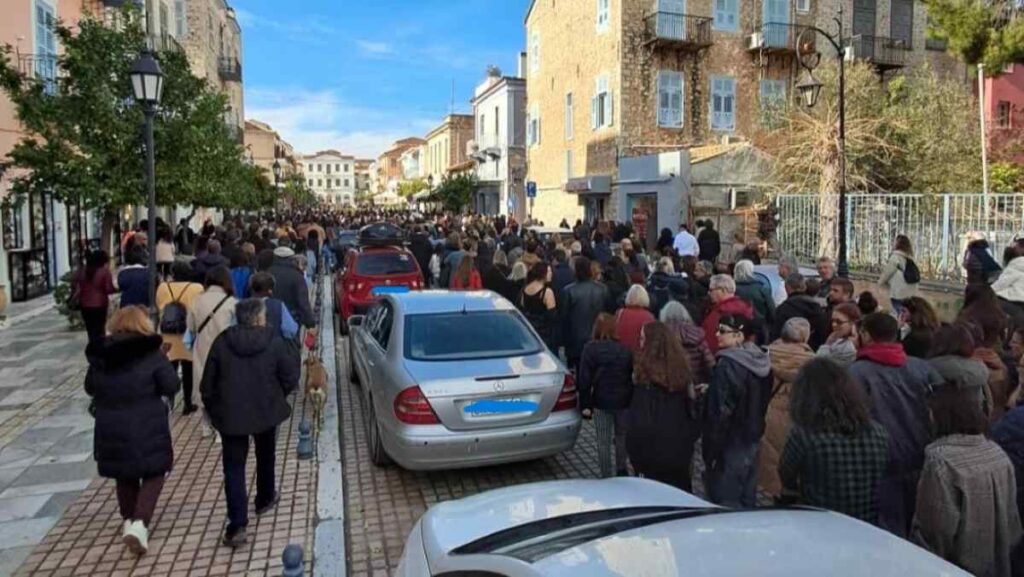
421;478;711;566
535;509;971;577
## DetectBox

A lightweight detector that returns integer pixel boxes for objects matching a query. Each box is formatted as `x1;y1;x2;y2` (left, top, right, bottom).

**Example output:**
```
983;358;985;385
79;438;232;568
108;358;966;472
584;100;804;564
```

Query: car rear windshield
404;311;542;361
355;252;417;276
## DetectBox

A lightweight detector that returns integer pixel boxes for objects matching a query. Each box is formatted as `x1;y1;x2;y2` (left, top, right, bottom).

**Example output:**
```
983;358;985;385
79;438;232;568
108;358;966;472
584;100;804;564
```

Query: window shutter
591;95;599;129
607;88;614;126
536;113;541;144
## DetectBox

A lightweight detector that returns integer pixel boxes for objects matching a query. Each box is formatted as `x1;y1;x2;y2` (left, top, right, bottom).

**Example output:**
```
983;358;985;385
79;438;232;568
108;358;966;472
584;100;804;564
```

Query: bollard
282;544;304;577
296;419;314;460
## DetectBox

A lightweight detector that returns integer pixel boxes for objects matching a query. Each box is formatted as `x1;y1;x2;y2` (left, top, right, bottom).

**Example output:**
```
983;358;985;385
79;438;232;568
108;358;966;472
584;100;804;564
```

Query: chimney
517;51;527;79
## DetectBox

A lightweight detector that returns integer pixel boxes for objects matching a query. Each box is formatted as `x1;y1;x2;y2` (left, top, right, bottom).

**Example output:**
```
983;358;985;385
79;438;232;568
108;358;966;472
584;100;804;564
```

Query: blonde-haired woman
85;306;180;556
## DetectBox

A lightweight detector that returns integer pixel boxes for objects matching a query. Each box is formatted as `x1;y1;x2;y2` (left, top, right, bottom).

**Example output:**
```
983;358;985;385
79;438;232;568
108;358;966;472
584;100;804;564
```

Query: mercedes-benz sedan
396;478;971;577
347;291;582;471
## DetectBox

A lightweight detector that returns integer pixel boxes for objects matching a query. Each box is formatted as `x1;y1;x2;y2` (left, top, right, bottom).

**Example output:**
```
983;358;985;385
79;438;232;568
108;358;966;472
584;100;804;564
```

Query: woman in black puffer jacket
578;313;633;478
85;306;180;557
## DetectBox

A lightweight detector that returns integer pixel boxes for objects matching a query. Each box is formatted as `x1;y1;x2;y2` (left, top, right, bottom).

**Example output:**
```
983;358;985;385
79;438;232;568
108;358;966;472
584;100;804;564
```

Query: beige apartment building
423;114;475;186
375;137;426;193
524;0;965;227
243;119;299;180
354;159;374;197
183;0;244;137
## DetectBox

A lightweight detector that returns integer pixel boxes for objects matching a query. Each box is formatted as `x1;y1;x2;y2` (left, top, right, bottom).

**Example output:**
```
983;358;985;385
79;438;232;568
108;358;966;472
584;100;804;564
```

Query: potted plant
54;271;84;330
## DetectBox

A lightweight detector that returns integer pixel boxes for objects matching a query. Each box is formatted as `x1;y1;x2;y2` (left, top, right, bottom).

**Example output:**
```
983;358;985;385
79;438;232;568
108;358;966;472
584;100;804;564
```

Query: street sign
526;181;537;199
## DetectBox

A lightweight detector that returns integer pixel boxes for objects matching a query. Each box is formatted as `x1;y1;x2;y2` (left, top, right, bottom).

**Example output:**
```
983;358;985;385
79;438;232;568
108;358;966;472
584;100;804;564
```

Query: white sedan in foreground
396;478;969;577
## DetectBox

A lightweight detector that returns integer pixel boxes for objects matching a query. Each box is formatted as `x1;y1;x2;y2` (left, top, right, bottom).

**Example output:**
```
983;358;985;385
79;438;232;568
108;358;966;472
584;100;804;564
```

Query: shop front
564;176;612;224
617;152;690;254
475;182;501;216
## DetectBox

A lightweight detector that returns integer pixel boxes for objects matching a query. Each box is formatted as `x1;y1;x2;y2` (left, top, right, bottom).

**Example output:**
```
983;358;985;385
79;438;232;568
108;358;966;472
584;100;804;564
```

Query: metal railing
17;53;59;92
152;33;183;53
218;57;242;82
755;22;807;52
846;35;910;68
645;12;713;47
776;193;1024;282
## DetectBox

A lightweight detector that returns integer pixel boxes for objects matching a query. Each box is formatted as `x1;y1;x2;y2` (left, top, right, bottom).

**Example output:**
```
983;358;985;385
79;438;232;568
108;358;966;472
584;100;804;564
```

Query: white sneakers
122;520;149;556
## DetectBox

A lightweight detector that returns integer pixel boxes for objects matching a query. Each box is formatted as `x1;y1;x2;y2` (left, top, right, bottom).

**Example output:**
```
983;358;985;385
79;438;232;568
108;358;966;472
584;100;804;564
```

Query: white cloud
356;40;393;56
245;87;432;159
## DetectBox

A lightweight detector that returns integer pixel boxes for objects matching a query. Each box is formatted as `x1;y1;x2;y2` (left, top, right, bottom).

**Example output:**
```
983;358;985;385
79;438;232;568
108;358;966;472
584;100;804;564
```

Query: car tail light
394;386;439;425
553;374;578;412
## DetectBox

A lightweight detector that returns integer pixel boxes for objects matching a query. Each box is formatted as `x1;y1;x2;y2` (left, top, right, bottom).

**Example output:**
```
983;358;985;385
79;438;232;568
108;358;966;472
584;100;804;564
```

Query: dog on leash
305;355;328;434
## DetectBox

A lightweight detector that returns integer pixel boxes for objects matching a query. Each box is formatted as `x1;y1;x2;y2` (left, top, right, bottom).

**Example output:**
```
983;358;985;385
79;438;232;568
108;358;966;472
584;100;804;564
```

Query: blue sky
234;0;530;159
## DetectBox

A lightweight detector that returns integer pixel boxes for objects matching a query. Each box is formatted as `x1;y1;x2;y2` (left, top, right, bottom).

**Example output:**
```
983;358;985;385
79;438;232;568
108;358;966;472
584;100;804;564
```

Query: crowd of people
72;205;1024;575
75;212;331;554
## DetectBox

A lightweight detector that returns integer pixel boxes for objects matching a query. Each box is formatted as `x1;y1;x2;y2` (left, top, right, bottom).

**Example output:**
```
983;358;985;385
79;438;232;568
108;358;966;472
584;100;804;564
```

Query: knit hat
273;246;295;258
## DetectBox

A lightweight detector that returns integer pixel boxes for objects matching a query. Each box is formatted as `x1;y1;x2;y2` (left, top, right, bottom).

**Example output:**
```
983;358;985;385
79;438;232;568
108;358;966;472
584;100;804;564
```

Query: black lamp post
129;50;163;319
795;4;849;278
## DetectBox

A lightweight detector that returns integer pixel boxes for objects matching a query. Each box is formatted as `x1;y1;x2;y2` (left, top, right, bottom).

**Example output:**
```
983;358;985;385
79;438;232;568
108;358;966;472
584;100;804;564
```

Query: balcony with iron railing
747;22;812;54
17;53;59;94
218;57;242;82
152;33;184;53
845;35;910;70
644;12;713;51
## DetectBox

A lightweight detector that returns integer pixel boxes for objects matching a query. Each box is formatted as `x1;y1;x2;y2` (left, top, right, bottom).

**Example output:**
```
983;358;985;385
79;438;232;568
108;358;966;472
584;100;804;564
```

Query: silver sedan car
347;290;582;471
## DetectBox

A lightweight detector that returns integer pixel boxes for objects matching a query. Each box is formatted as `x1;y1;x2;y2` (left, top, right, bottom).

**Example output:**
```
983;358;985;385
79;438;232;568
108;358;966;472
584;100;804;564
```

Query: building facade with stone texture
423;114;476;187
244;119;299;181
524;0;966;227
299;151;356;206
182;0;244;138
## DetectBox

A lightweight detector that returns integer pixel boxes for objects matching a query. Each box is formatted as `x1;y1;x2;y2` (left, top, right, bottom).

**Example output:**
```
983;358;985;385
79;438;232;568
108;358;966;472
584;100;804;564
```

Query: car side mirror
348;315;365;328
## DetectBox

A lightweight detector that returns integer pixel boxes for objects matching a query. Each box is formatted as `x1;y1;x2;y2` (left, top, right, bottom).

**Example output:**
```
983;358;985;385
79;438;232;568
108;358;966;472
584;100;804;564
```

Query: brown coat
155;281;204;362
759;340;815;496
975;347;1011;424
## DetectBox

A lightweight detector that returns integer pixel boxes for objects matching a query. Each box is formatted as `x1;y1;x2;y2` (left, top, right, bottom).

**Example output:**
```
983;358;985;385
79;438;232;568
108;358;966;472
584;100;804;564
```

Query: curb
314;282;346;577
0;301;56;330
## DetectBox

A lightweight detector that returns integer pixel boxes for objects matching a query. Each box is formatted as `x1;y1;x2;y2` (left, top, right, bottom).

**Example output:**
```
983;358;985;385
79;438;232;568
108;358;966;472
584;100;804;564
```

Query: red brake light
394;386;439;425
553;374;578;412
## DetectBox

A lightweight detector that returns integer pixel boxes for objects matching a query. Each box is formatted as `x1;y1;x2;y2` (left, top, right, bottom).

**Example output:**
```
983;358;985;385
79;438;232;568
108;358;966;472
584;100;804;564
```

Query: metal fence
775;193;1024;282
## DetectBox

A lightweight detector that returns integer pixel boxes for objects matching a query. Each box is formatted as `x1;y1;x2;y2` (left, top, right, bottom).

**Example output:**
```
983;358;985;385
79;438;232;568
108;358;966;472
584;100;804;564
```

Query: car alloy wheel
367;400;392;467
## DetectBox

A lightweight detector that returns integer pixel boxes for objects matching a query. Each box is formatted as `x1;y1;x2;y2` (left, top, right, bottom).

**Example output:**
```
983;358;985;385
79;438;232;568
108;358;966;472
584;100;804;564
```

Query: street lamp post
794;5;849;278
272;159;283;207
129;51;164;320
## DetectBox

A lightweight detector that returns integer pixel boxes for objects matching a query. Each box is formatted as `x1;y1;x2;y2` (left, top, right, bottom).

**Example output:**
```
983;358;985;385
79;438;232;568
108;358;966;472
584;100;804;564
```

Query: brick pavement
13;386;318;577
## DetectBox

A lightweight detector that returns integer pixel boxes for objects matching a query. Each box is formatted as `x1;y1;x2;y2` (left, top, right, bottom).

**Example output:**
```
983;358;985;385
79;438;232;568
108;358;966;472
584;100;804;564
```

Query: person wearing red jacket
702;274;754;354
450;254;483;291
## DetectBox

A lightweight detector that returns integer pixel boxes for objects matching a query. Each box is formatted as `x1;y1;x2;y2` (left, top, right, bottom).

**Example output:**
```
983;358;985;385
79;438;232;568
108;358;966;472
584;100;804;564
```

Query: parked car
335;244;424;326
328;229;359;259
348;290;581;471
752;264;820;306
396;477;971;577
526;226;573;244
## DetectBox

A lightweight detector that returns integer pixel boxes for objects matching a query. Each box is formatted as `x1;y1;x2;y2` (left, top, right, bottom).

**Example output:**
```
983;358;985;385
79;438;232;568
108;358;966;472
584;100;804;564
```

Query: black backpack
902;257;921;285
159;284;190;335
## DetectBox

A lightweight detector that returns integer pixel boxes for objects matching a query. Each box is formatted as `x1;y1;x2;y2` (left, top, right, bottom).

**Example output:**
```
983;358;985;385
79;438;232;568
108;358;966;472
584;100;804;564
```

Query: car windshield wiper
452;507;711;557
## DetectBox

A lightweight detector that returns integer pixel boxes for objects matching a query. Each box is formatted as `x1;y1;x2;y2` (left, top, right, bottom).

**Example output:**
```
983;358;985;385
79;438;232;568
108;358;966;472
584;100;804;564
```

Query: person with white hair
701;274;755;354
615;285;656;352
661;301;715;384
760;317;816;496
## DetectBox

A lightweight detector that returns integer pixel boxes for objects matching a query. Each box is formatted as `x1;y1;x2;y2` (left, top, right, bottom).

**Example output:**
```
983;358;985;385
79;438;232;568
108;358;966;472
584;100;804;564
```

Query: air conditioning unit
730;188;754;210
747;32;764;50
843;45;856;61
466;139;479;156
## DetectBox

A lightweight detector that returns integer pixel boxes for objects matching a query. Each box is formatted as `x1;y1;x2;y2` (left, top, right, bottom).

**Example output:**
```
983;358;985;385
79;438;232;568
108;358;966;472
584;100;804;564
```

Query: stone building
375;137;426;194
243;119;298;181
182;0;244;138
423;114;475;187
524;0;966;230
298;151;356;206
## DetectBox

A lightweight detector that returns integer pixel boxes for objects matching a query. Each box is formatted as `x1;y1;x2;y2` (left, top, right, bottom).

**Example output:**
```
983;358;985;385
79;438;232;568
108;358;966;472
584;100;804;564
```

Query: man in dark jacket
560;257;613;370
646;257;690;316
268;247;316;328
408;229;434;285
698;220;722;263
550;249;575;300
704;314;772;508
772;274;829;350
201;299;301;547
849;313;942;538
192;239;229;280
963;236;1002;286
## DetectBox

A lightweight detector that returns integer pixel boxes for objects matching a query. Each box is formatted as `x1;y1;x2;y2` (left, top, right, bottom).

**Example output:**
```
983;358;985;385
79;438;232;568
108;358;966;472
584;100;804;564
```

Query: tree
397;178;429;198
432;174;476;213
924;0;1024;71
756;61;982;257
0;6;255;249
280;174;318;209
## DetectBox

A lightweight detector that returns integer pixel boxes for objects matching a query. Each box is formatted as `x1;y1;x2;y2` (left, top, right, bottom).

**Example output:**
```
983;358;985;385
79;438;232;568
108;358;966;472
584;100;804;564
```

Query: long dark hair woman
77;250;116;344
85;306;180;556
778;358;889;523
626;321;701;491
520;262;557;350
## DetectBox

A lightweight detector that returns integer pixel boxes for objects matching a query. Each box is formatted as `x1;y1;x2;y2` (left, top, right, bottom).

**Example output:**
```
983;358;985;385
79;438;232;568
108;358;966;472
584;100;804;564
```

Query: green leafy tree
397;178;430;198
433;173;477;213
991;162;1024;192
280;173;318;209
924;0;1024;70
0;6;254;250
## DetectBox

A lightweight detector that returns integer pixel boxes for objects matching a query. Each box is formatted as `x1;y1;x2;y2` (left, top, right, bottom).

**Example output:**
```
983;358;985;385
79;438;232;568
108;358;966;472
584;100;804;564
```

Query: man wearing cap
703;314;772;508
268;245;315;329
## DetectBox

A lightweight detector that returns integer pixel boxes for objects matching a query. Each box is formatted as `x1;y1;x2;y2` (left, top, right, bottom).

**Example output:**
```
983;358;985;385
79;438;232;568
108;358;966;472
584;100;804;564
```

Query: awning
563;175;612;195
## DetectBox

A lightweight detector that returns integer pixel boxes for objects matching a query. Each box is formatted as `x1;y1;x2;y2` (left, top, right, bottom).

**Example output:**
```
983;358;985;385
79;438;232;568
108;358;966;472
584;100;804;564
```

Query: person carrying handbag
185;266;237;440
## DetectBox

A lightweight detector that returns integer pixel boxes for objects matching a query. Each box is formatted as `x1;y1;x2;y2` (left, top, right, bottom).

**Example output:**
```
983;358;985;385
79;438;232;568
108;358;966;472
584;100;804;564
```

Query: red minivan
336;245;424;330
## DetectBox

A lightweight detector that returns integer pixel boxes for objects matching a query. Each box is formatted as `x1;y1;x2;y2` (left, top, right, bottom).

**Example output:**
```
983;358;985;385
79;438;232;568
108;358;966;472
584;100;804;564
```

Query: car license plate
372;285;410;295
463;398;539;416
